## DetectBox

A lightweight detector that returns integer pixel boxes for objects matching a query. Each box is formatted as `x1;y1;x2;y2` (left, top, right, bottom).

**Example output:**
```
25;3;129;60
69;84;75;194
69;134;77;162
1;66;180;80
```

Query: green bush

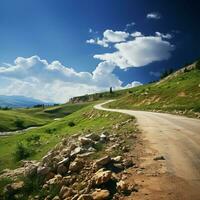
68;121;75;127
26;135;40;144
15;119;24;129
14;142;31;161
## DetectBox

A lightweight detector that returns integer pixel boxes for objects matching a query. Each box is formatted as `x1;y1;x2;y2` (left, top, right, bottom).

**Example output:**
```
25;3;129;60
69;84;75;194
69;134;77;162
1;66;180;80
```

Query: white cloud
86;38;109;47
147;12;161;19
0;56;122;102
131;31;143;37
86;29;129;47
94;36;175;69
125;81;143;88
155;32;172;39
103;30;129;43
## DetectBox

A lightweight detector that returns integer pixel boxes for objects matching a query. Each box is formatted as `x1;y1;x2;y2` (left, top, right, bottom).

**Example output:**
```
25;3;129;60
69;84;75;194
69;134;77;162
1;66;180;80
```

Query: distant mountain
0;95;52;108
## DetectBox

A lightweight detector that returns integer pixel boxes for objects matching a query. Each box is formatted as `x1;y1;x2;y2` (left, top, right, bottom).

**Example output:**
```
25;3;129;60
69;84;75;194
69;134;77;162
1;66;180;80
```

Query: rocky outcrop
2;126;138;199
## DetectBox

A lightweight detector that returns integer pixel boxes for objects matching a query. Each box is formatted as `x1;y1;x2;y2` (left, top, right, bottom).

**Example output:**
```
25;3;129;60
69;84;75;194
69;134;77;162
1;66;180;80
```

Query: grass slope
107;65;200;117
70;61;200;118
0;102;90;132
0;103;132;172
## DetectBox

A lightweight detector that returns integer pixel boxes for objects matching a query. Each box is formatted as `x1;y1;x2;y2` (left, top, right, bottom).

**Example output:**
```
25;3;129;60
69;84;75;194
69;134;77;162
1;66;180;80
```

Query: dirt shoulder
124;132;200;200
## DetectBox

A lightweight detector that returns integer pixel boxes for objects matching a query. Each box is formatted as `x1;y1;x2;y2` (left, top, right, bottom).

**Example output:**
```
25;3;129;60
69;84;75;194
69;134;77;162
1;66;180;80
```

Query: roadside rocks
92;169;112;185
3;125;138;200
94;156;111;169
4;181;24;196
92;189;110;200
37;166;50;176
69;158;84;173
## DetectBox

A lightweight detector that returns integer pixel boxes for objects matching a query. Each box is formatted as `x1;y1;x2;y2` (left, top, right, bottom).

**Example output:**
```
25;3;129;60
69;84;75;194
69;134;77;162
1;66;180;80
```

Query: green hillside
69;61;200;118
107;62;200;117
0;102;90;132
0;102;132;172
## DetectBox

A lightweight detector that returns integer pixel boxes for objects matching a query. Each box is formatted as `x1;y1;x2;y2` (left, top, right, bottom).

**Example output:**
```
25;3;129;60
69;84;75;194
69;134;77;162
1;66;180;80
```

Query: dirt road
95;100;200;199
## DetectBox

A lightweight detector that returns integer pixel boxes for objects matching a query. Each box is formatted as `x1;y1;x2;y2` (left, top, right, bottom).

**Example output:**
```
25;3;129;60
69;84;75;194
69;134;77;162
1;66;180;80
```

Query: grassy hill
107;62;200;118
0;102;90;132
70;60;200;118
0;102;133;172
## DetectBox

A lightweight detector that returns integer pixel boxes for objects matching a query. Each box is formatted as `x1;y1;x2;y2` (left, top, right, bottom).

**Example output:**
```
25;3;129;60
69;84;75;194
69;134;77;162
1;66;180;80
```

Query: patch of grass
0;102;90;132
107;67;200;118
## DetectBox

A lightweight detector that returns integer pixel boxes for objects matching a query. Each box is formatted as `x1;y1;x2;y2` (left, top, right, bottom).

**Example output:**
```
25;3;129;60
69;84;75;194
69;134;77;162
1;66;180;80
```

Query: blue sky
0;0;200;102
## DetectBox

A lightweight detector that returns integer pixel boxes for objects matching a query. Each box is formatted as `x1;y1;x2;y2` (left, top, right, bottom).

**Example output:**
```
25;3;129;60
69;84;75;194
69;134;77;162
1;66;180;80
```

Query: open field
0;102;90;132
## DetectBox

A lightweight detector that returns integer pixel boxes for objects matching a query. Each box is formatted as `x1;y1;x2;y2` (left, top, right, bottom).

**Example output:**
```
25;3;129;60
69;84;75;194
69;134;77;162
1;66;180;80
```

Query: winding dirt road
95;100;200;199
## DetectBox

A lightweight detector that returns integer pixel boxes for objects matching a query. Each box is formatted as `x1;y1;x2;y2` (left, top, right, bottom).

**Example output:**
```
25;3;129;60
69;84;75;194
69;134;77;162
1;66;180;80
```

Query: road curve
94;100;200;183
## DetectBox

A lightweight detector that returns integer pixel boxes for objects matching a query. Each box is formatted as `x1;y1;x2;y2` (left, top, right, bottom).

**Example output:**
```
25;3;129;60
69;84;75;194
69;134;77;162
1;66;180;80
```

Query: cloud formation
0;56;124;102
94;36;175;69
86;29;129;47
146;12;162;19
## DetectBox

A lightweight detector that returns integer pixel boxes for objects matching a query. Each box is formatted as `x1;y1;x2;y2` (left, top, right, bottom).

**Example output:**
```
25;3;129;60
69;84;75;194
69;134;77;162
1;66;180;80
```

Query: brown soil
123;134;200;200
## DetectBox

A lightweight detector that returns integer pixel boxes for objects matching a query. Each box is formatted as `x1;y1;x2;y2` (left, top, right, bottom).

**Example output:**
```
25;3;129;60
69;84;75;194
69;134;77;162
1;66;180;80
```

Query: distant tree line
160;68;174;79
0;106;12;110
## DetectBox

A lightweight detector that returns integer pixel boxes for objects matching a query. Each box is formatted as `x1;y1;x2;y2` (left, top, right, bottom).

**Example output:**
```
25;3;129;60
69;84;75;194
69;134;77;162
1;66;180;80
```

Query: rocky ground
1;118;143;200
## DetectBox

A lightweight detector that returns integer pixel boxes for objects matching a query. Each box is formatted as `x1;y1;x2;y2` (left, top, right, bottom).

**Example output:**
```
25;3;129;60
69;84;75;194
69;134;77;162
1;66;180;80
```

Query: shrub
26;135;40;144
15;119;24;129
68;121;75;127
14;142;31;161
160;68;174;79
45;128;57;134
196;60;200;70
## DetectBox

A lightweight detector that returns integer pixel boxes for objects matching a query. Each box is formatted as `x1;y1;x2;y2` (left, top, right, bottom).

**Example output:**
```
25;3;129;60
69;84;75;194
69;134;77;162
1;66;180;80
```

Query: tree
110;87;113;93
160;68;174;79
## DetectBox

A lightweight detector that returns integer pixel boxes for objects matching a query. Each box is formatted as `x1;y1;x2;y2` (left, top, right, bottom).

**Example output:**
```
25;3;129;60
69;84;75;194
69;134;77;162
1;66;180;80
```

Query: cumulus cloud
146;12;161;19
86;38;108;47
131;31;143;37
125;81;143;88
86;29;129;47
155;32;173;39
0;56;123;102
94;36;175;69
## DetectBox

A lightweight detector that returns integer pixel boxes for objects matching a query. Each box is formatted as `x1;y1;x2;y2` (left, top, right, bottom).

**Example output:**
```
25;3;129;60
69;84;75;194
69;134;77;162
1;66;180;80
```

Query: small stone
77;194;93;200
112;156;123;163
94;156;111;168
52;196;60;200
92;189;110;200
92;169;112;185
37;166;50;176
153;156;165;161
59;186;74;199
70;147;85;158
123;159;134;168
57;164;68;175
79;137;94;146
85;133;100;141
69;159;84;173
57;157;70;166
116;180;129;192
